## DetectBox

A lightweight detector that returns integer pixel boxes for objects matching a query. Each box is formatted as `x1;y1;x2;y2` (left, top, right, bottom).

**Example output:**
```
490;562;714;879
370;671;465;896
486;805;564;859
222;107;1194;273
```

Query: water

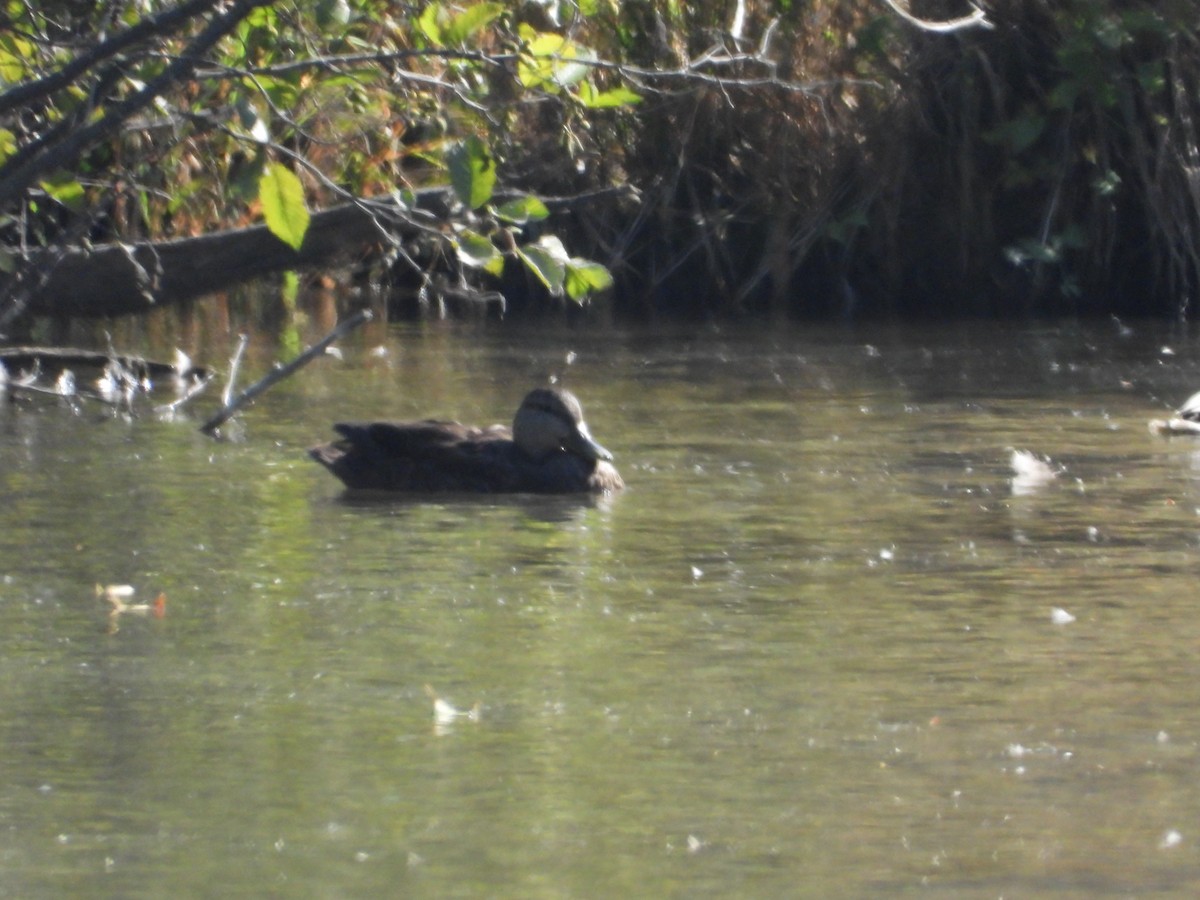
3;315;1200;896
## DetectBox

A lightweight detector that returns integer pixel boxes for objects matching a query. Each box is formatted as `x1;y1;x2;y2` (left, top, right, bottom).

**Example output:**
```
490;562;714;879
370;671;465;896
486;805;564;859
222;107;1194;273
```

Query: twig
222;333;250;407
154;371;215;417
199;308;372;436
880;0;993;33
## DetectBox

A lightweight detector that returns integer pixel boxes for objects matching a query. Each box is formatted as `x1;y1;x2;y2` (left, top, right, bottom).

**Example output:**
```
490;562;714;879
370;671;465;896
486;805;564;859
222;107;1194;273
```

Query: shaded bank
549;1;1200;320
2;2;1198;324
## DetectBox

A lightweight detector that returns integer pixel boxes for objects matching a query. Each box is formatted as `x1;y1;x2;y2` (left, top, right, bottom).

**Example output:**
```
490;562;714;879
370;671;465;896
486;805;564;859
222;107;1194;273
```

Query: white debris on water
1010;449;1061;494
1050;607;1076;625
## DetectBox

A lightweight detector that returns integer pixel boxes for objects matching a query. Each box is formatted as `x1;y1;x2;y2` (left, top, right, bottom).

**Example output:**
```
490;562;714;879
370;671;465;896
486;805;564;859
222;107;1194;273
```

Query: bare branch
881;1;993;34
200;310;373;437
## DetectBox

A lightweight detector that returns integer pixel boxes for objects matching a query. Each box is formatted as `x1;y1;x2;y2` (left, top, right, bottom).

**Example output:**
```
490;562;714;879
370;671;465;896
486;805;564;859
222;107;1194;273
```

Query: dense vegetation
1;0;1198;326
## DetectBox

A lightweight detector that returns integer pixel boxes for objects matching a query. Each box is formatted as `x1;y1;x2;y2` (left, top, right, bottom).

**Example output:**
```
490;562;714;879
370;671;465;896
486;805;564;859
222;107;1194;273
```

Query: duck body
310;388;624;494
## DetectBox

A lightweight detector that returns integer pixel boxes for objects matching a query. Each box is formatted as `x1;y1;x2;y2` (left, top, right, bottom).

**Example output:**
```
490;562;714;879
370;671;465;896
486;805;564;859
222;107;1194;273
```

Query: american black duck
309;387;624;494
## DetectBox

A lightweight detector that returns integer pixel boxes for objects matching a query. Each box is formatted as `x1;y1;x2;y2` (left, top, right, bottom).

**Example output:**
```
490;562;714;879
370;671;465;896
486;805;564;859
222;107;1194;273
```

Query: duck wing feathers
310;419;622;493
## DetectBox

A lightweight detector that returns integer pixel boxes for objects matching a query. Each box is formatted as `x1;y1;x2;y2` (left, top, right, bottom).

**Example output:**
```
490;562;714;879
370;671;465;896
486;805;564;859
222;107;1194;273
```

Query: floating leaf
447;136;496;209
259;162;310;251
96;584;135;604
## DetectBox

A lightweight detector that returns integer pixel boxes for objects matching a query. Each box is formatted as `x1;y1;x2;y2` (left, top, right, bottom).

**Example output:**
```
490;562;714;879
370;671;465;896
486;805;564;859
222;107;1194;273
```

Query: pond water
3;311;1200;896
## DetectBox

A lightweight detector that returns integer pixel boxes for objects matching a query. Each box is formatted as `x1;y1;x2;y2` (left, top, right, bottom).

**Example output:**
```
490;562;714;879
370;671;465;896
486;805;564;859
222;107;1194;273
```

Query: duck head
512;387;614;463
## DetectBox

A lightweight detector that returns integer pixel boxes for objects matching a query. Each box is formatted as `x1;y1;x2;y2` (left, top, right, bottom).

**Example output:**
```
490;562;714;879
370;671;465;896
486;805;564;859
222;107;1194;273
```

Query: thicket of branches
1;0;1197;323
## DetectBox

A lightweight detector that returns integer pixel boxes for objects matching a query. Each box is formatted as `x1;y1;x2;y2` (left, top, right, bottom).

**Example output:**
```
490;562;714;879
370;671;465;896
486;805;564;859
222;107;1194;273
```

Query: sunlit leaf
493;195;550;224
455;229;505;276
40;176;85;210
518;28;595;91
443;2;503;44
532;234;570;261
447;136;496;209
0;50;20;85
417;3;443;44
258;163;309;251
245;6;276;28
577;81;642;109
516;236;569;295
564;259;613;301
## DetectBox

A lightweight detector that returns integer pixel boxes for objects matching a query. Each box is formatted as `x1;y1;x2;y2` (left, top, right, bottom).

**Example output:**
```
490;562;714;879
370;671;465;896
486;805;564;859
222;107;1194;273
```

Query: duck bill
565;423;613;462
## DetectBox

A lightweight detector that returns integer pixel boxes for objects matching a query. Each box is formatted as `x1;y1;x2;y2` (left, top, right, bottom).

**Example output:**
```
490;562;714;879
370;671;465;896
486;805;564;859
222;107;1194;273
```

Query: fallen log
0;344;213;410
0;345;211;382
12;192;450;319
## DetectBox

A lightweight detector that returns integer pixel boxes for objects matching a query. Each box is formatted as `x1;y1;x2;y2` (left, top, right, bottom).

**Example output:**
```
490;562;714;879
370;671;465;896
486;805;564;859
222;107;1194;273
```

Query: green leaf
518;29;595;91
576;81;642;109
564;259;613;302
447;136;496;209
0;128;16;165
0;34;34;84
417;4;443;45
493;195;549;224
444;2;503;45
40;176;86;211
455;229;505;276
259;162;310;251
516;235;569;295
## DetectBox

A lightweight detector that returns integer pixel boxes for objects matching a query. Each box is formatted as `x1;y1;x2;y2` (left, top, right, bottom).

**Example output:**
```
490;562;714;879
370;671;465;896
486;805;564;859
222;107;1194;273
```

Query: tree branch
200;309;372;436
0;0;227;116
880;1;993;34
0;0;277;207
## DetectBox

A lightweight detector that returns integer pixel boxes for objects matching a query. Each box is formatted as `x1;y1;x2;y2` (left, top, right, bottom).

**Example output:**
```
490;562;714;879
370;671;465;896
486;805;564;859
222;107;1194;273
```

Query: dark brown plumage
309;387;624;494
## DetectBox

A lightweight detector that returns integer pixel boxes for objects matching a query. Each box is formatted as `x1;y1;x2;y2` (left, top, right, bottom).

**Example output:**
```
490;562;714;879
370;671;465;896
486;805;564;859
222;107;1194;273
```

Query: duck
1149;389;1200;436
309;386;624;494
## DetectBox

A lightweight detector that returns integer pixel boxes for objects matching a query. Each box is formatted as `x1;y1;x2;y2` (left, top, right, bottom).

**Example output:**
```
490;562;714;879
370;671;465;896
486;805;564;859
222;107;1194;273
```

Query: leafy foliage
1;0;1198;322
0;0;645;322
